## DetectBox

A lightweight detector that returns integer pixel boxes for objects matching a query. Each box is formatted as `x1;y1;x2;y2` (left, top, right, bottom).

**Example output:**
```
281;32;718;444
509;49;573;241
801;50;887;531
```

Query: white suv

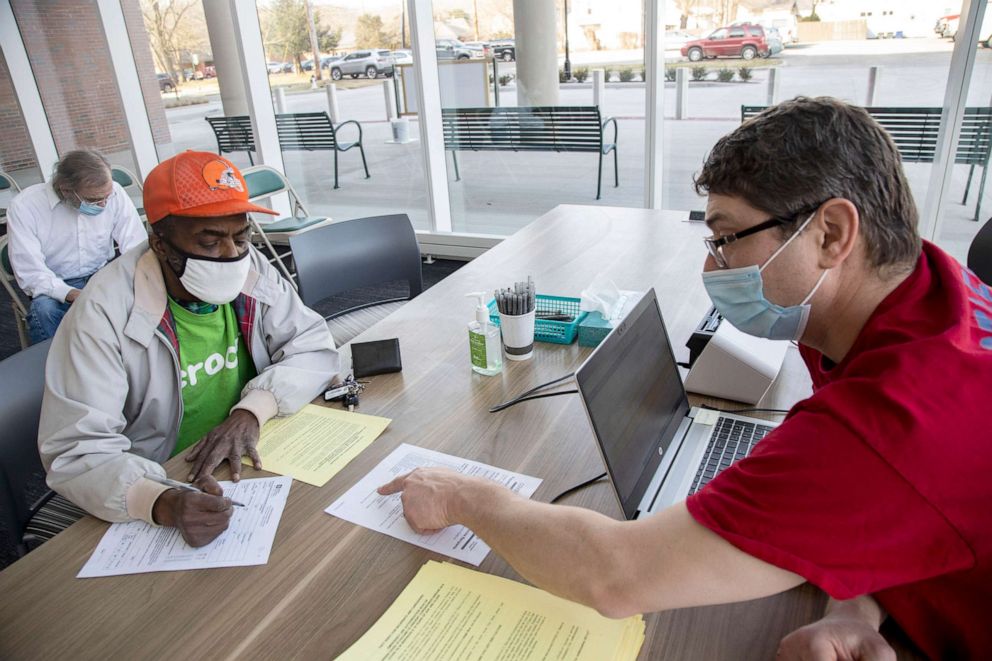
331;50;395;80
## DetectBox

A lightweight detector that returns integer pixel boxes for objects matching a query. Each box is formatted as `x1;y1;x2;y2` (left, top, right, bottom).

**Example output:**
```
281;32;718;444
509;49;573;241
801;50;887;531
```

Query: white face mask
161;237;250;305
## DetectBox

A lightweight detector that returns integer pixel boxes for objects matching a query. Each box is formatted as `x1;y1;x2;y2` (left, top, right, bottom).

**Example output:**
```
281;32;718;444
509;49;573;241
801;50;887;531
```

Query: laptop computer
575;288;780;520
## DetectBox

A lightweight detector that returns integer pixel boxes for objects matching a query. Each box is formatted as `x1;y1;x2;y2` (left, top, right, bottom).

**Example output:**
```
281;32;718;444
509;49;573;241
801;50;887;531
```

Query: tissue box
578;311;615;347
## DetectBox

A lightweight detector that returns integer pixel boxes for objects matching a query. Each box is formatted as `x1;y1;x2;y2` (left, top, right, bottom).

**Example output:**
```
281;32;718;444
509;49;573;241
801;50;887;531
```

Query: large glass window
662;1;962;229
9;0;141;179
425;0;646;235
255;0;431;230
942;8;992;262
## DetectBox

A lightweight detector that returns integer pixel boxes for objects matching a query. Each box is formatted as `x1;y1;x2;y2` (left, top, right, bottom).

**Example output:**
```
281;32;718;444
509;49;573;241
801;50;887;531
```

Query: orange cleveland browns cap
143;150;278;225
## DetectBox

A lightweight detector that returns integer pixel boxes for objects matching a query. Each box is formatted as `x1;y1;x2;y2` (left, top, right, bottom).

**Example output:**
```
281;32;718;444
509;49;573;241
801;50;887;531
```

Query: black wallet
351;338;402;378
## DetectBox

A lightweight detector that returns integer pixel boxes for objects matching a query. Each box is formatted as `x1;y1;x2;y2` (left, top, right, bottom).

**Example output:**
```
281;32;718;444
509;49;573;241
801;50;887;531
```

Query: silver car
330;50;395;80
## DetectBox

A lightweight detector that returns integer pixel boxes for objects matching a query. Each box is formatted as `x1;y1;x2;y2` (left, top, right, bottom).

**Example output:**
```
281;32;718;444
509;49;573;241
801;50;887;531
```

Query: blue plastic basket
487;294;588;345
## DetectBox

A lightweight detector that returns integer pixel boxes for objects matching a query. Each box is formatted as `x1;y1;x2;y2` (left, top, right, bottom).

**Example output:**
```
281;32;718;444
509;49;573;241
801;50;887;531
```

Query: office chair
289;214;423;345
0;235;30;350
0;339;87;560
241;165;332;286
969;216;992;285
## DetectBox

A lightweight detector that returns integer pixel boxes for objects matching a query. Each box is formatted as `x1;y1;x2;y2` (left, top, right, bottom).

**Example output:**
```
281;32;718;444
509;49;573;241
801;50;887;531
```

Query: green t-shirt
168;298;257;456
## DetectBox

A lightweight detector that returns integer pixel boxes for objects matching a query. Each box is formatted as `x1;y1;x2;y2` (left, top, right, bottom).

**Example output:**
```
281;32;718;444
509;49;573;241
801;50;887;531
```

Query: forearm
455;479;628;614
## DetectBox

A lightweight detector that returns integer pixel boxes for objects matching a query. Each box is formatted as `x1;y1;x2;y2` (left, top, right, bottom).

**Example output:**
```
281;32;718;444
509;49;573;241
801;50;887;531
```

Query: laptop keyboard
688;416;775;496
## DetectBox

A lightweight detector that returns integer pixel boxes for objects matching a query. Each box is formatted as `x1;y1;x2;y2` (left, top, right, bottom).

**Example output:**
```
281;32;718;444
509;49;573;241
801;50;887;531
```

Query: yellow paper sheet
244;404;390;487
337;561;645;661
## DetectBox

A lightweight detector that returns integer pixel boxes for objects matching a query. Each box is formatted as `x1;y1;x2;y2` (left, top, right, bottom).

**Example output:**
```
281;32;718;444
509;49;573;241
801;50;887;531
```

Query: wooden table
1;206;829;660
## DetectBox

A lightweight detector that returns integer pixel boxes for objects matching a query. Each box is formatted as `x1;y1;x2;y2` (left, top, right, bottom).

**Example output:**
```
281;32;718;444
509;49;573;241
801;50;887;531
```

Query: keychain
323;375;367;411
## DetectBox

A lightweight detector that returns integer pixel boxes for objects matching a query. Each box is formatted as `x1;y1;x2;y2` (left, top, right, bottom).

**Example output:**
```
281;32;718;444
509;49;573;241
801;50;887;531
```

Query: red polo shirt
687;241;992;658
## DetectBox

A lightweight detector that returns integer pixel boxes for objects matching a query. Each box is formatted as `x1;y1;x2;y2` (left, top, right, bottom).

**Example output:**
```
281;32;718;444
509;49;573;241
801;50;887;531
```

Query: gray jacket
39;242;340;524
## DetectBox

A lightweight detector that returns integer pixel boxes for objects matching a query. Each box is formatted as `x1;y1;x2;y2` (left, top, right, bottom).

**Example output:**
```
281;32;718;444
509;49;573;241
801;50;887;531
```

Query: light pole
401;0;406;49
563;0;571;80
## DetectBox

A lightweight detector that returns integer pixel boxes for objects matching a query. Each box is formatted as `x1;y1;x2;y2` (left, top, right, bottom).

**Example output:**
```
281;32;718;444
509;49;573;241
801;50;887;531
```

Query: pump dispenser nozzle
466;292;490;325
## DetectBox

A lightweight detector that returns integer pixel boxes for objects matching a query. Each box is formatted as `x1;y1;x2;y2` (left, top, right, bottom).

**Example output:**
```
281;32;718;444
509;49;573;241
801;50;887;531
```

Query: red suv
681;23;769;62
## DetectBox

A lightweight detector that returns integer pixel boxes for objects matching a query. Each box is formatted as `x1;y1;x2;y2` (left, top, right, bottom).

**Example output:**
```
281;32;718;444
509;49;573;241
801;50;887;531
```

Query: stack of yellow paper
245;404;390;487
337;561;645;660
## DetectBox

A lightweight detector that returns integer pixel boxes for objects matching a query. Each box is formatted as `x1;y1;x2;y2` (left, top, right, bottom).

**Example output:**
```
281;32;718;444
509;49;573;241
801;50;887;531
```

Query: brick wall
0;53;36;172
0;0;172;173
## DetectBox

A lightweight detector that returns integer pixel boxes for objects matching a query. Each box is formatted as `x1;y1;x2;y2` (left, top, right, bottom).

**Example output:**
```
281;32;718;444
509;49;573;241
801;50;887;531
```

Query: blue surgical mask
701;212;828;342
74;191;108;216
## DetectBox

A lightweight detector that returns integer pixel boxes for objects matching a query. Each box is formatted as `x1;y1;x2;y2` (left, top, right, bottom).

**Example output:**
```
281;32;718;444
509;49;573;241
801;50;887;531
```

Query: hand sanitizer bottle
466;293;503;376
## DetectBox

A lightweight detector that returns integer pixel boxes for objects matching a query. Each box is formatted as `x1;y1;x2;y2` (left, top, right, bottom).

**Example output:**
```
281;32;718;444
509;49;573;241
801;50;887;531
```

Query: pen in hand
144;473;246;507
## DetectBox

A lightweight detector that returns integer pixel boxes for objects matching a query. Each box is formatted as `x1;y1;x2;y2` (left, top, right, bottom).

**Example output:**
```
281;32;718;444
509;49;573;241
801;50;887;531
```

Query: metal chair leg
14;304;29;350
248;151;254;166
975;163;990;222
333;149;340;189
249;216;297;287
451;151;460;181
964;163;976;204
358;144;370;178
597;151;604;200
613;148;619;187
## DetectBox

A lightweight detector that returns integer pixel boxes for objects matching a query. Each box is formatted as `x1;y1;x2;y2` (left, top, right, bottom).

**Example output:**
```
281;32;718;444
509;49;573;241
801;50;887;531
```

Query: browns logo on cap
143;150;277;225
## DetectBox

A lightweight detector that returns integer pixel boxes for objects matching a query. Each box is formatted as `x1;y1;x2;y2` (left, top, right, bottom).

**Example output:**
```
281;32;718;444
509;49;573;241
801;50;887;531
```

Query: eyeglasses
703;200;829;269
75;189;115;206
703;217;785;269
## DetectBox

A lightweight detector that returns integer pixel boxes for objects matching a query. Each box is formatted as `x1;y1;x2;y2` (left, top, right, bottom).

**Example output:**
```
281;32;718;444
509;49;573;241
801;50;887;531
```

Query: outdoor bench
442;105;619;200
206;112;369;189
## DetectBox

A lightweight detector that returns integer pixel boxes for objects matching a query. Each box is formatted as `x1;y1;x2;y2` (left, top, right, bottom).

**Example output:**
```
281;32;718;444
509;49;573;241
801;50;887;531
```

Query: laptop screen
575;289;690;520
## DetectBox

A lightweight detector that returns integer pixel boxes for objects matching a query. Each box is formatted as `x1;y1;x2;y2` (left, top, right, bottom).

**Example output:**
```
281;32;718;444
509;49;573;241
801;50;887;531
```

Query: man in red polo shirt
379;97;991;658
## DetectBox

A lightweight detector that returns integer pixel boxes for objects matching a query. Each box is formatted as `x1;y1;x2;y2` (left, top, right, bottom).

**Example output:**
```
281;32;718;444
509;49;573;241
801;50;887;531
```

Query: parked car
157;72;176;92
938;14;959;38
681;23;769;61
463;41;489;58
391;50;413;65
330;50;395;80
490;39;515;62
664;30;694;52
267;61;286;74
436;39;473;60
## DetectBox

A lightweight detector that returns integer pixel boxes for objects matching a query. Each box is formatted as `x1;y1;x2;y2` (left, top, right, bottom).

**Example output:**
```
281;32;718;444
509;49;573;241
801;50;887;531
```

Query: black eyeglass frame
703;200;830;269
704;217;785;269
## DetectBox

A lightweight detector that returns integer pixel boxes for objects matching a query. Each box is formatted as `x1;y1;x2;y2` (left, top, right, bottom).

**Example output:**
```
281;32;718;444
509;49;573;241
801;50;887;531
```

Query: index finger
193;474;224;497
188;492;232;513
377;472;412;495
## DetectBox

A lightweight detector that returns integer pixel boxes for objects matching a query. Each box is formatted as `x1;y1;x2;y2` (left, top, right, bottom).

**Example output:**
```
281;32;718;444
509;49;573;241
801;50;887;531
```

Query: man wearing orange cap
38;151;340;547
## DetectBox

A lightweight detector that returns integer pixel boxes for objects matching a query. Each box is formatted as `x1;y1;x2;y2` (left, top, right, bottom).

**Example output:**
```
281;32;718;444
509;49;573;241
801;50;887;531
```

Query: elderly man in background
6;149;146;343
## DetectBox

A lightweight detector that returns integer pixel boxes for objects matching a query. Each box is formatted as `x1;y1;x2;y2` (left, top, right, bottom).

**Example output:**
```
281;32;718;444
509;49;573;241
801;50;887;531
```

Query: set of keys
323;375;368;412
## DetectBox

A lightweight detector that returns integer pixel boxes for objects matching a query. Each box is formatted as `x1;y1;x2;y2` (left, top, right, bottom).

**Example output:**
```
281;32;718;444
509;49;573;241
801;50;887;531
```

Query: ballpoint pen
144;473;246;507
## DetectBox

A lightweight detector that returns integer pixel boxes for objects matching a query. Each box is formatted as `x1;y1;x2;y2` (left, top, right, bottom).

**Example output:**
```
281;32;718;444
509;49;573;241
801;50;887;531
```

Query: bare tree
675;0;702;30
141;0;205;84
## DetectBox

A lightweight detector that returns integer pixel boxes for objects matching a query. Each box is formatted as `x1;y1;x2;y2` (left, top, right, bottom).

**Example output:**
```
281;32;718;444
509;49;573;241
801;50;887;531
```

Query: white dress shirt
6;181;147;302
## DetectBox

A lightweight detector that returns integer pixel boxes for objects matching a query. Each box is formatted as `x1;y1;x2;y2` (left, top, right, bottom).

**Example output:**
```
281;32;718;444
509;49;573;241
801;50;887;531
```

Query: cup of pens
495;278;536;361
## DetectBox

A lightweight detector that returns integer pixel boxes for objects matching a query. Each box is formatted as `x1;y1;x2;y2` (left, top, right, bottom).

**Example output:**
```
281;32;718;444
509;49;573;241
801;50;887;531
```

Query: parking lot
161;38;992;259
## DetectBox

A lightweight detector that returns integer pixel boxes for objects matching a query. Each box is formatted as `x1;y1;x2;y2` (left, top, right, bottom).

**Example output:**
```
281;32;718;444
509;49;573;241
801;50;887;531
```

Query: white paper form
325;444;542;566
77;476;292;578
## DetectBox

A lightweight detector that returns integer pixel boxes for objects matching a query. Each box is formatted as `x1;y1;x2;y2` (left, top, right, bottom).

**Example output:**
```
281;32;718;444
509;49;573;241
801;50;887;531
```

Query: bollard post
382;79;396;120
326;83;340;124
676;67;688;120
592;69;605;107
274;87;287;114
766;67;779;106
866;66;881;106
